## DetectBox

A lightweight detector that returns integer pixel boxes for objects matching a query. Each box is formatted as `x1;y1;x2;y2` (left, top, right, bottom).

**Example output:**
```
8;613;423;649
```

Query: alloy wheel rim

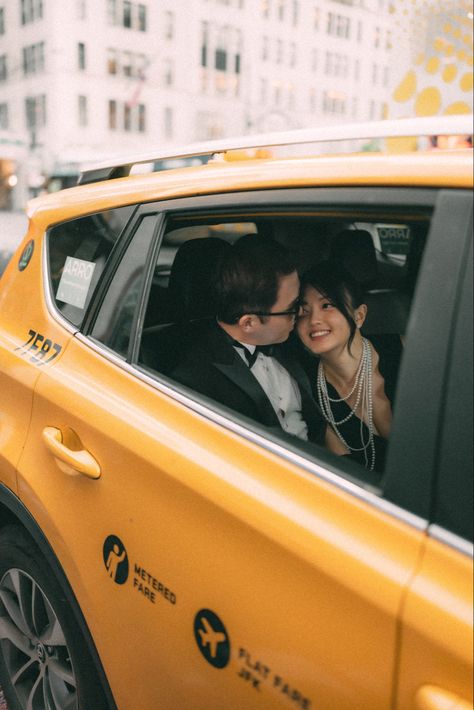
0;568;77;709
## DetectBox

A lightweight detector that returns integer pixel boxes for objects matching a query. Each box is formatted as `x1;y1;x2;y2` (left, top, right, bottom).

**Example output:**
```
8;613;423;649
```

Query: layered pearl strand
317;336;376;470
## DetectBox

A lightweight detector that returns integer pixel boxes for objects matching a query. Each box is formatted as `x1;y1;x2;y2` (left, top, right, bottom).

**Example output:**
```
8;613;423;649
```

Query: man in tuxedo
170;234;325;444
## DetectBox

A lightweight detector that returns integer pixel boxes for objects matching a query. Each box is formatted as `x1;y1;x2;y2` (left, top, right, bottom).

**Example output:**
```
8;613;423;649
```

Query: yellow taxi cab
0;116;472;710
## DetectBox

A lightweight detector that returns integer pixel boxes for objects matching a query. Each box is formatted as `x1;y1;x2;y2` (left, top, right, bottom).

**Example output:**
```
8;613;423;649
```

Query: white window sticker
56;257;96;309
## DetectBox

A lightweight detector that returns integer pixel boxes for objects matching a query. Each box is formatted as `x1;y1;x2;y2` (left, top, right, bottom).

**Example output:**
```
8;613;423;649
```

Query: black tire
0;525;110;710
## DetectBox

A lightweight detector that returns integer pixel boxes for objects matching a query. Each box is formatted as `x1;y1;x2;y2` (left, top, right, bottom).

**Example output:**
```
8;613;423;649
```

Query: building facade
0;0;394;204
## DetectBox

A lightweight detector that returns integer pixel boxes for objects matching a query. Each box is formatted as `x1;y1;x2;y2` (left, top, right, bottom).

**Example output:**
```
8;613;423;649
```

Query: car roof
28;115;473;228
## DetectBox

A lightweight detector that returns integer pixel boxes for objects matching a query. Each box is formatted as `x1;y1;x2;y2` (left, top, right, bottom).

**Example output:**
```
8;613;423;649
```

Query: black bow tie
232;341;274;368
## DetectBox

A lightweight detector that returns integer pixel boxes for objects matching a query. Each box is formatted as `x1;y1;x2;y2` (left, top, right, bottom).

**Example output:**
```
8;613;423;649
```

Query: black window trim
78;187;442;516
43;203;139;333
383;189;473;522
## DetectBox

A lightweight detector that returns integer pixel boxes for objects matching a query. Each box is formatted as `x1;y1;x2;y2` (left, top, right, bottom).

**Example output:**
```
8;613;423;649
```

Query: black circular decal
18;240;34;271
103;535;129;585
194;609;231;669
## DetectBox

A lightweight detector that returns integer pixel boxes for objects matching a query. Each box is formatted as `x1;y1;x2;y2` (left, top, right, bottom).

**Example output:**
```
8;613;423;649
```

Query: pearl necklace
317;337;376;470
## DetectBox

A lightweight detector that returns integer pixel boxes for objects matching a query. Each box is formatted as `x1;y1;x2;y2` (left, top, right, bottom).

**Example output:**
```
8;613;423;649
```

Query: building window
292;0;298;26
289;42;296;67
262;36;269;61
107;48;148;79
323;90;346;114
138;4;146;31
260;77;267;103
164;10;174;40
0;54;7;82
107;0;117;24
215;48;227;71
383;65;389;87
372;63;378;84
23;42;45;75
78;95;88;126
277;0;284;21
215;27;228;72
77;0;86;19
108;99;147;131
0;8;5;34
261;0;270;19
201;22;208;67
164;106;173;139
123;0;132;27
327;12;350;39
288;84;295;110
309;87;316;112
0;102;8;128
374;26;380;48
124;102;132;130
78;42;86;71
25;94;46;129
354;58;360;80
276;39;283;64
21;0;43;25
107;48;118;74
138;103;146;132
164;59;173;86
109;99;117;129
313;6;320;30
122;51;132;77
352;96;358;118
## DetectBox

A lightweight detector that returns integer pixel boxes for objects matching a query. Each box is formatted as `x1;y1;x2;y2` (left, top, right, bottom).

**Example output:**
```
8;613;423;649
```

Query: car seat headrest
168;237;231;322
330;230;378;289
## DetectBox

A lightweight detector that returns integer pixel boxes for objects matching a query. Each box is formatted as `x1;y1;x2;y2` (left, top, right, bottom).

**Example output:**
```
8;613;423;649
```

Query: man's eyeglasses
236;299;303;320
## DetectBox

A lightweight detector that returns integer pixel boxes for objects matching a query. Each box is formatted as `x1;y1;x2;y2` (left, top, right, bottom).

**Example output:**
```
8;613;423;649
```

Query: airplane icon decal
198;616;227;658
194;609;231;668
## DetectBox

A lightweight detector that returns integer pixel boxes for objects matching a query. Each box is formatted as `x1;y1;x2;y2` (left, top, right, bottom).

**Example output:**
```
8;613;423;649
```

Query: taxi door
394;231;473;710
16;201;427;710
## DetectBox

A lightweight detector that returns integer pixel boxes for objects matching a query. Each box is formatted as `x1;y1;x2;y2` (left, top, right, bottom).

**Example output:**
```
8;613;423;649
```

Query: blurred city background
0;0;473;211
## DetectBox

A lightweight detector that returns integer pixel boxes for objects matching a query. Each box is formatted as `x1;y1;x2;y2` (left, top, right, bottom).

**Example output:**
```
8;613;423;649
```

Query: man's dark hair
216;234;297;324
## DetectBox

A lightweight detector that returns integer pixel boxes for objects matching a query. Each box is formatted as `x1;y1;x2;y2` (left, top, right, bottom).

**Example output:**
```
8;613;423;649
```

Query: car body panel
16;331;427;709
396;536;473;709
0;217;72;493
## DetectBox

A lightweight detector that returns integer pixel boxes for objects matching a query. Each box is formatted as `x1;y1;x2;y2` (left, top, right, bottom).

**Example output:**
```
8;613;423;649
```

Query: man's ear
238;314;256;332
355;303;368;328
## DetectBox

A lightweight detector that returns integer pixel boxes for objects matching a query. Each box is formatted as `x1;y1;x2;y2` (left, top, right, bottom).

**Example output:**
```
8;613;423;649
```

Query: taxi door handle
42;426;101;479
416;684;473;710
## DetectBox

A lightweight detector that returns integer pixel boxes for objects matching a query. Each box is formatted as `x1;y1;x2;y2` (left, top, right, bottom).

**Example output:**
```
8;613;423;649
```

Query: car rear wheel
0;525;109;710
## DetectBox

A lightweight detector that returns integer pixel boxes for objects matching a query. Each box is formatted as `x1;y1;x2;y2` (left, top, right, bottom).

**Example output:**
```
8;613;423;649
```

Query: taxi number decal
15;329;62;366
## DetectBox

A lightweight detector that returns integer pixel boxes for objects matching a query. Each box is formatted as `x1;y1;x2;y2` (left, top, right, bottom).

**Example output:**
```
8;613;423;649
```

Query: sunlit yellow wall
388;0;473;118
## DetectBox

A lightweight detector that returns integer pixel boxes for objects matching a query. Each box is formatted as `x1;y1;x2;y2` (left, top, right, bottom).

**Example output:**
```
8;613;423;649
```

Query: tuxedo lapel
207;324;281;427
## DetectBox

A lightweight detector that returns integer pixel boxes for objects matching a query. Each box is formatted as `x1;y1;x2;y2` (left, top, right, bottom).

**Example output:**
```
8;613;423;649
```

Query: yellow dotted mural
389;0;473;119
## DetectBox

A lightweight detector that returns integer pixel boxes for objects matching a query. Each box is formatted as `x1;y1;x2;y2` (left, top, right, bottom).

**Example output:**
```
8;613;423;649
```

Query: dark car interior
137;209;430;376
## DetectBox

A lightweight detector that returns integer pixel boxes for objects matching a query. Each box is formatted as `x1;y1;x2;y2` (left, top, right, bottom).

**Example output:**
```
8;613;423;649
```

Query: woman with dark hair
296;260;402;473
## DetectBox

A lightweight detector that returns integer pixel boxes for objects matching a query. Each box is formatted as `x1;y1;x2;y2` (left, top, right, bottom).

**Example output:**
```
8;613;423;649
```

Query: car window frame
429;210;473;550
77;186;463;531
383;189;473;523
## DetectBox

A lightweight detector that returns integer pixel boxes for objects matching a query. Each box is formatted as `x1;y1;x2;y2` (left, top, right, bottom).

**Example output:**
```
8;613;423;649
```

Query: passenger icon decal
194;609;230;669
103;535;129;585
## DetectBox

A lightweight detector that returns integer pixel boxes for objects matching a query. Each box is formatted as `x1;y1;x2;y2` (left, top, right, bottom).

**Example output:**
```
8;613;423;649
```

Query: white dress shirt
233;343;308;440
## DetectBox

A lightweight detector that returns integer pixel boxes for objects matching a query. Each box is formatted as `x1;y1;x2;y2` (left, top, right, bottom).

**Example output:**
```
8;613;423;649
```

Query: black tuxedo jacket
170;322;325;445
